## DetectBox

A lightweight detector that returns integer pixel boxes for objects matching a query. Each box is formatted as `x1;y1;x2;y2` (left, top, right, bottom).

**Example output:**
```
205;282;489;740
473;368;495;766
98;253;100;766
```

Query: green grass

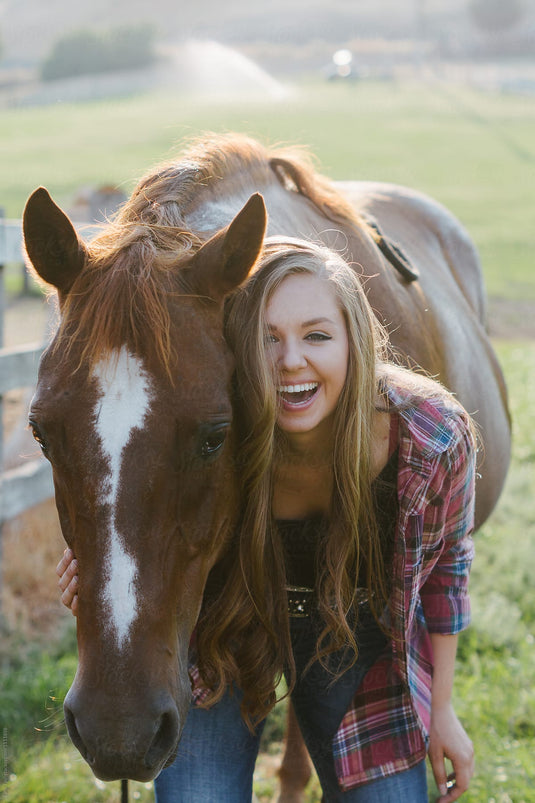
2;739;155;802
1;78;534;801
437;340;535;803
2;80;535;299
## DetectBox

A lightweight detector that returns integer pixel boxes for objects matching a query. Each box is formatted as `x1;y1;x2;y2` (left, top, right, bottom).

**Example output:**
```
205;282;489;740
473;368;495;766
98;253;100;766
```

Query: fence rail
0;217;53;530
0;219;26;264
0;342;52;526
0;342;45;394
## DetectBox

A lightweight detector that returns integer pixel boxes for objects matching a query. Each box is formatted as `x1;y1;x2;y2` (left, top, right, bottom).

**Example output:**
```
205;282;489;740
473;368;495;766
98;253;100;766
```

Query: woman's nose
279;339;307;371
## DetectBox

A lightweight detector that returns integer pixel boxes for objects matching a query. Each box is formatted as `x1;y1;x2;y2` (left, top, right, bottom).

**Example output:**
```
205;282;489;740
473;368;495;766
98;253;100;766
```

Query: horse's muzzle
64;687;181;782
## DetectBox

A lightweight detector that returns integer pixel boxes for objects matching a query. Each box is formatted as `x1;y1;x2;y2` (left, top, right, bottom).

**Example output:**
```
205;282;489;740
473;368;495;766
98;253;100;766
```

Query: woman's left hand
428;702;474;802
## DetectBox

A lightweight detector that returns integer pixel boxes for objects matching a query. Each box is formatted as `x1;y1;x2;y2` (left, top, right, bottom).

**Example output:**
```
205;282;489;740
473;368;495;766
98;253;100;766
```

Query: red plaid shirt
333;385;476;789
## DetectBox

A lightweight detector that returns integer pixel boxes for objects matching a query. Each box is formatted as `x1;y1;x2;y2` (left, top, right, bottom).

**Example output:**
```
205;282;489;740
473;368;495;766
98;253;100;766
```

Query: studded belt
286;586;315;618
286;585;370;617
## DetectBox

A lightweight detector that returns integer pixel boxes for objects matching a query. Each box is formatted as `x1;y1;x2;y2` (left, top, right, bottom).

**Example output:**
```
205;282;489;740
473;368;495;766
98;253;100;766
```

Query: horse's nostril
64;704;93;765
144;708;179;770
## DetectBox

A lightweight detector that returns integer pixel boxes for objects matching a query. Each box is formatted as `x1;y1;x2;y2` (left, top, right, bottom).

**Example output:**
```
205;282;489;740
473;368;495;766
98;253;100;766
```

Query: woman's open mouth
278;382;319;406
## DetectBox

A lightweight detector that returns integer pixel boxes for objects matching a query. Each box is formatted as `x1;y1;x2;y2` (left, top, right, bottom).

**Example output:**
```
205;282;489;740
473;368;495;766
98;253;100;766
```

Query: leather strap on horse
364;215;419;283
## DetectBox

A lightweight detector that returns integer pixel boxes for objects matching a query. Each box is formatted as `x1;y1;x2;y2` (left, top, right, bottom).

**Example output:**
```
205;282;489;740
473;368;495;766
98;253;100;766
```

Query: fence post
0;208;5;621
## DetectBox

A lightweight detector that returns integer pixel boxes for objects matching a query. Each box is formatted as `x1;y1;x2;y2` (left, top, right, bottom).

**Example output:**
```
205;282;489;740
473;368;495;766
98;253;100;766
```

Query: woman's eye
306;332;331;341
264;333;278;344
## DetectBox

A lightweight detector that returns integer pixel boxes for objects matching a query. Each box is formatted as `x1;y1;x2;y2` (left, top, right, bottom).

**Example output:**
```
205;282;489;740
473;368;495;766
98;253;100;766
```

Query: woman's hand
428;701;474;802
56;548;79;616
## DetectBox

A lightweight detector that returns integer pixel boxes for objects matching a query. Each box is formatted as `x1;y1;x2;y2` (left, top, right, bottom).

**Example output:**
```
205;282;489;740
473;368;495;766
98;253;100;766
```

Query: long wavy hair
197;238;400;723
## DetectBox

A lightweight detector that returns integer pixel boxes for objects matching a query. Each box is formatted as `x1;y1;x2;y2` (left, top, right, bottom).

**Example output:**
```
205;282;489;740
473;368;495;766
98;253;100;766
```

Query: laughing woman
58;238;476;802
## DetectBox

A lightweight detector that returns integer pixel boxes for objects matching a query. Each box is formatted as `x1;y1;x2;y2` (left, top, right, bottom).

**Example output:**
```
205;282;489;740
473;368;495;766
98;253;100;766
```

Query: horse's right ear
23;187;88;299
183;193;267;302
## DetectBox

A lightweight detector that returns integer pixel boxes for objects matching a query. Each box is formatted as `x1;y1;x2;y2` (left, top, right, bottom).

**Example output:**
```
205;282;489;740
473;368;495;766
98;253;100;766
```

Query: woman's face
265;272;349;442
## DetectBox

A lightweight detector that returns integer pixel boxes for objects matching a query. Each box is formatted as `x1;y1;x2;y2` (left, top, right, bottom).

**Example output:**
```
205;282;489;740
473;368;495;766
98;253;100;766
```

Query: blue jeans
154;607;428;802
154;688;264;802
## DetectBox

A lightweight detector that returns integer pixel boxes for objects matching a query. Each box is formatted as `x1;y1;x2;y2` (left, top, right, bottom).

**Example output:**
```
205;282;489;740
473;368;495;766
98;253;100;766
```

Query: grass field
2;79;535;300
1;77;534;802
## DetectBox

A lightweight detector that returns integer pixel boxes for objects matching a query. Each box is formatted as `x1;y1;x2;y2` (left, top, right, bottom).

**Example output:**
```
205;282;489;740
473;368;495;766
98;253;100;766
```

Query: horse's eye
29;420;48;454
199;423;229;460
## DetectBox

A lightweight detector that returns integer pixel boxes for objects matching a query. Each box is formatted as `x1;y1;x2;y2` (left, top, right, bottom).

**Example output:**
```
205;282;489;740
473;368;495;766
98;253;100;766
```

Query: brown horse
23;133;510;790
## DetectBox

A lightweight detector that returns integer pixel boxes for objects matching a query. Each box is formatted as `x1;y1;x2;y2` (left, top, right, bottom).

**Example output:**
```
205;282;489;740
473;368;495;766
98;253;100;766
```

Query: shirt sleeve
419;410;477;634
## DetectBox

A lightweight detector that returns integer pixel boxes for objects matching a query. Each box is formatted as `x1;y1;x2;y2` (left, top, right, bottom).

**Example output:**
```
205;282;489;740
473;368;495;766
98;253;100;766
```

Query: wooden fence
0;218;53;533
0;342;52;523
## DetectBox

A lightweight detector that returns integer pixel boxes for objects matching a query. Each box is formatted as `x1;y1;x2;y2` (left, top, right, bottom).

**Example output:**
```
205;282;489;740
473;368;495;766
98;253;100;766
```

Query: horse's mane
56;133;367;375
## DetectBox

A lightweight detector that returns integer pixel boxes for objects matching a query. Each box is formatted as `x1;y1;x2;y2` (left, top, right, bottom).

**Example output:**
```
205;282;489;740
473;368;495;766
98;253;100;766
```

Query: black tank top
278;447;399;590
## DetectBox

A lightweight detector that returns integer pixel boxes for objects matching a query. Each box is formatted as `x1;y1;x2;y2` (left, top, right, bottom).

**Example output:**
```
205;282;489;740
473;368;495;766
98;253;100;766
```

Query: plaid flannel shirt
333;385;476;789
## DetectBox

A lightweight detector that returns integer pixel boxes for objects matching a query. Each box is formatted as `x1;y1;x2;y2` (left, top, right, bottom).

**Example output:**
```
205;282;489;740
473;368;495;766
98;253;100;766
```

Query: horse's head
23;187;266;781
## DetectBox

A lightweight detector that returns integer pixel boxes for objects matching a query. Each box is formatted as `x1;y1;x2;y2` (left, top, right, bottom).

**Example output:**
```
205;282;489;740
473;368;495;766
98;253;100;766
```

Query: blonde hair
235;240;390;631
196;240;390;715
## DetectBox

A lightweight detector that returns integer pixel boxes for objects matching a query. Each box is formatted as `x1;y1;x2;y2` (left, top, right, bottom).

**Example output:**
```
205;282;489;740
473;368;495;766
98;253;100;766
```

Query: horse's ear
184;193;267;301
23;187;88;299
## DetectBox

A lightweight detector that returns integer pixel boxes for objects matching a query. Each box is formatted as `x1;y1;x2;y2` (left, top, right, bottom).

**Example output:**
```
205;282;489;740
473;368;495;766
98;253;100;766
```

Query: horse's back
336;180;511;528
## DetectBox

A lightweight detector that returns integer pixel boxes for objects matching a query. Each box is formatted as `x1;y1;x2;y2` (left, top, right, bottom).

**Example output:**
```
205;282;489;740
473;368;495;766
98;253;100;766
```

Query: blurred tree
42;29;106;80
107;25;156;71
41;24;156;81
468;0;526;33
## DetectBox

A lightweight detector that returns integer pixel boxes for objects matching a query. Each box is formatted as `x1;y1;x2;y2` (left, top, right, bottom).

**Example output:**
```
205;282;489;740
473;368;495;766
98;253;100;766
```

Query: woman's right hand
56;548;79;616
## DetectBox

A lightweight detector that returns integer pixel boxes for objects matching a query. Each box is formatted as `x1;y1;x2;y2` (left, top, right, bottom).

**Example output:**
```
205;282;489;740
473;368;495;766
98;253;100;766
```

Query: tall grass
442;340;535;802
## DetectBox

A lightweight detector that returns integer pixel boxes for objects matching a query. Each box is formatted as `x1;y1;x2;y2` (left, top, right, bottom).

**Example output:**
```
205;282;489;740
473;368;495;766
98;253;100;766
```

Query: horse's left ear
23;187;88;300
184;193;267;301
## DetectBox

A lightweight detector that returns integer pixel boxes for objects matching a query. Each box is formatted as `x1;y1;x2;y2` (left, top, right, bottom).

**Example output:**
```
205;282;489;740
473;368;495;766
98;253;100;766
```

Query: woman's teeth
278;382;318;393
278;382;319;405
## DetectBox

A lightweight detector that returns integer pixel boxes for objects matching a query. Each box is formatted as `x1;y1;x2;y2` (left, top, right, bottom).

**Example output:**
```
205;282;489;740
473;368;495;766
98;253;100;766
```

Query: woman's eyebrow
301;317;337;327
266;317;336;331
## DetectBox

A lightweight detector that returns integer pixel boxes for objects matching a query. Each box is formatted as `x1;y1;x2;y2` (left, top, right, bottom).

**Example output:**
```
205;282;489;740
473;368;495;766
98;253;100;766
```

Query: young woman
57;238;476;802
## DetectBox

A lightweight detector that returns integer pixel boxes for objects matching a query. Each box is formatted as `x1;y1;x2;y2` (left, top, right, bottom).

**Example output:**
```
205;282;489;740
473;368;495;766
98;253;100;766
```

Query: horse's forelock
54;239;180;380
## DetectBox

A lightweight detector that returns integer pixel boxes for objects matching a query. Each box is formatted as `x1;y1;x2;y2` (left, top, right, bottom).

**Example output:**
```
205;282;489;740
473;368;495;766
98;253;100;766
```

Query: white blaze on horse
92;347;155;649
23;134;510;790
